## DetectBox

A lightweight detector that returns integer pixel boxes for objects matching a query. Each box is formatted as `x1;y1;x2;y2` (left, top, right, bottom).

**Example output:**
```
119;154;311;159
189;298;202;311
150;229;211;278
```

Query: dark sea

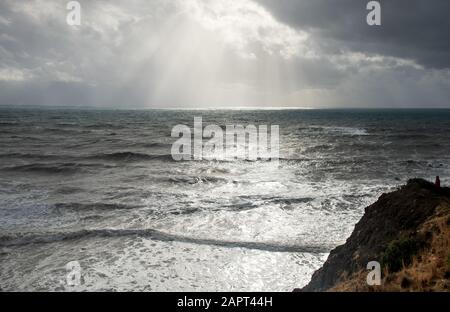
1;108;449;291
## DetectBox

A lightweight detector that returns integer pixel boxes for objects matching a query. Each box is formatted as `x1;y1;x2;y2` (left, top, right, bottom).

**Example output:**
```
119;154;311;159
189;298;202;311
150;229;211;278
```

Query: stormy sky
0;0;449;108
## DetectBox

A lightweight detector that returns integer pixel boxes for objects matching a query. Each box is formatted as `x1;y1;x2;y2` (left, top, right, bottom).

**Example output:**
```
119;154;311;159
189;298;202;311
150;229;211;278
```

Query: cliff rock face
301;179;450;292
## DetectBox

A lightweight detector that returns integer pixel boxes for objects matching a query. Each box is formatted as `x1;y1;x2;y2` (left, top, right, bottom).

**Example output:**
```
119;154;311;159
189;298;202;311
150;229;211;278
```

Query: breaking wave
307;126;369;136
0;229;332;253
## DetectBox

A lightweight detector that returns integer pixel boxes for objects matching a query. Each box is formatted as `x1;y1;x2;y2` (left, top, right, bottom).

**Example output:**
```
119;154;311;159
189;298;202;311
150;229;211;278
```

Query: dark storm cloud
256;0;450;69
0;0;449;108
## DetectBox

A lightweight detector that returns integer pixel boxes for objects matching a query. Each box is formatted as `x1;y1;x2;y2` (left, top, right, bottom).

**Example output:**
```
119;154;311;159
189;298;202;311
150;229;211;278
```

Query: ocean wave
7;135;42;141
269;197;315;205
402;160;445;168
0;122;19;127
168;208;201;215
0;229;155;247
54;201;200;216
385;134;432;139
53;202;144;212
303;144;335;153
88;152;173;162
3;162;111;174
4;163;83;174
279;157;314;163
53;186;86;195
136;142;172;149
308;126;369;136
55;122;79;127
0;229;332;253
84;123;125;130
167;175;229;184
86;152;286;164
41;127;90;135
0;153;63;160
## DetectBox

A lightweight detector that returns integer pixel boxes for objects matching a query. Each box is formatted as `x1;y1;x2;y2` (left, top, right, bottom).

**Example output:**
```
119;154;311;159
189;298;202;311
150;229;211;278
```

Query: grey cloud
256;0;450;69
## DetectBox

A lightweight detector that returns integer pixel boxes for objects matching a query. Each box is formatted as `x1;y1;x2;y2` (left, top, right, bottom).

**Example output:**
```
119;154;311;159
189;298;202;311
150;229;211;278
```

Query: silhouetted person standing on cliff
435;176;441;189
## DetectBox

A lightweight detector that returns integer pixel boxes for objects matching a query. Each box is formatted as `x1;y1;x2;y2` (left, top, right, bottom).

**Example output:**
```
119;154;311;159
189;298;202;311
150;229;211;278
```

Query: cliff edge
300;179;450;292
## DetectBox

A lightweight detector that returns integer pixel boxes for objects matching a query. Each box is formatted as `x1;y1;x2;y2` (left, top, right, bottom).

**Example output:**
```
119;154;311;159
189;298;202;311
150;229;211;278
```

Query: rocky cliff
300;179;450;292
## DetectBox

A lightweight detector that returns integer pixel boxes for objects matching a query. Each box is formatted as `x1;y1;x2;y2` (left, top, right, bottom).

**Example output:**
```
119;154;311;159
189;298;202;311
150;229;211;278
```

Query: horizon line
1;104;450;111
